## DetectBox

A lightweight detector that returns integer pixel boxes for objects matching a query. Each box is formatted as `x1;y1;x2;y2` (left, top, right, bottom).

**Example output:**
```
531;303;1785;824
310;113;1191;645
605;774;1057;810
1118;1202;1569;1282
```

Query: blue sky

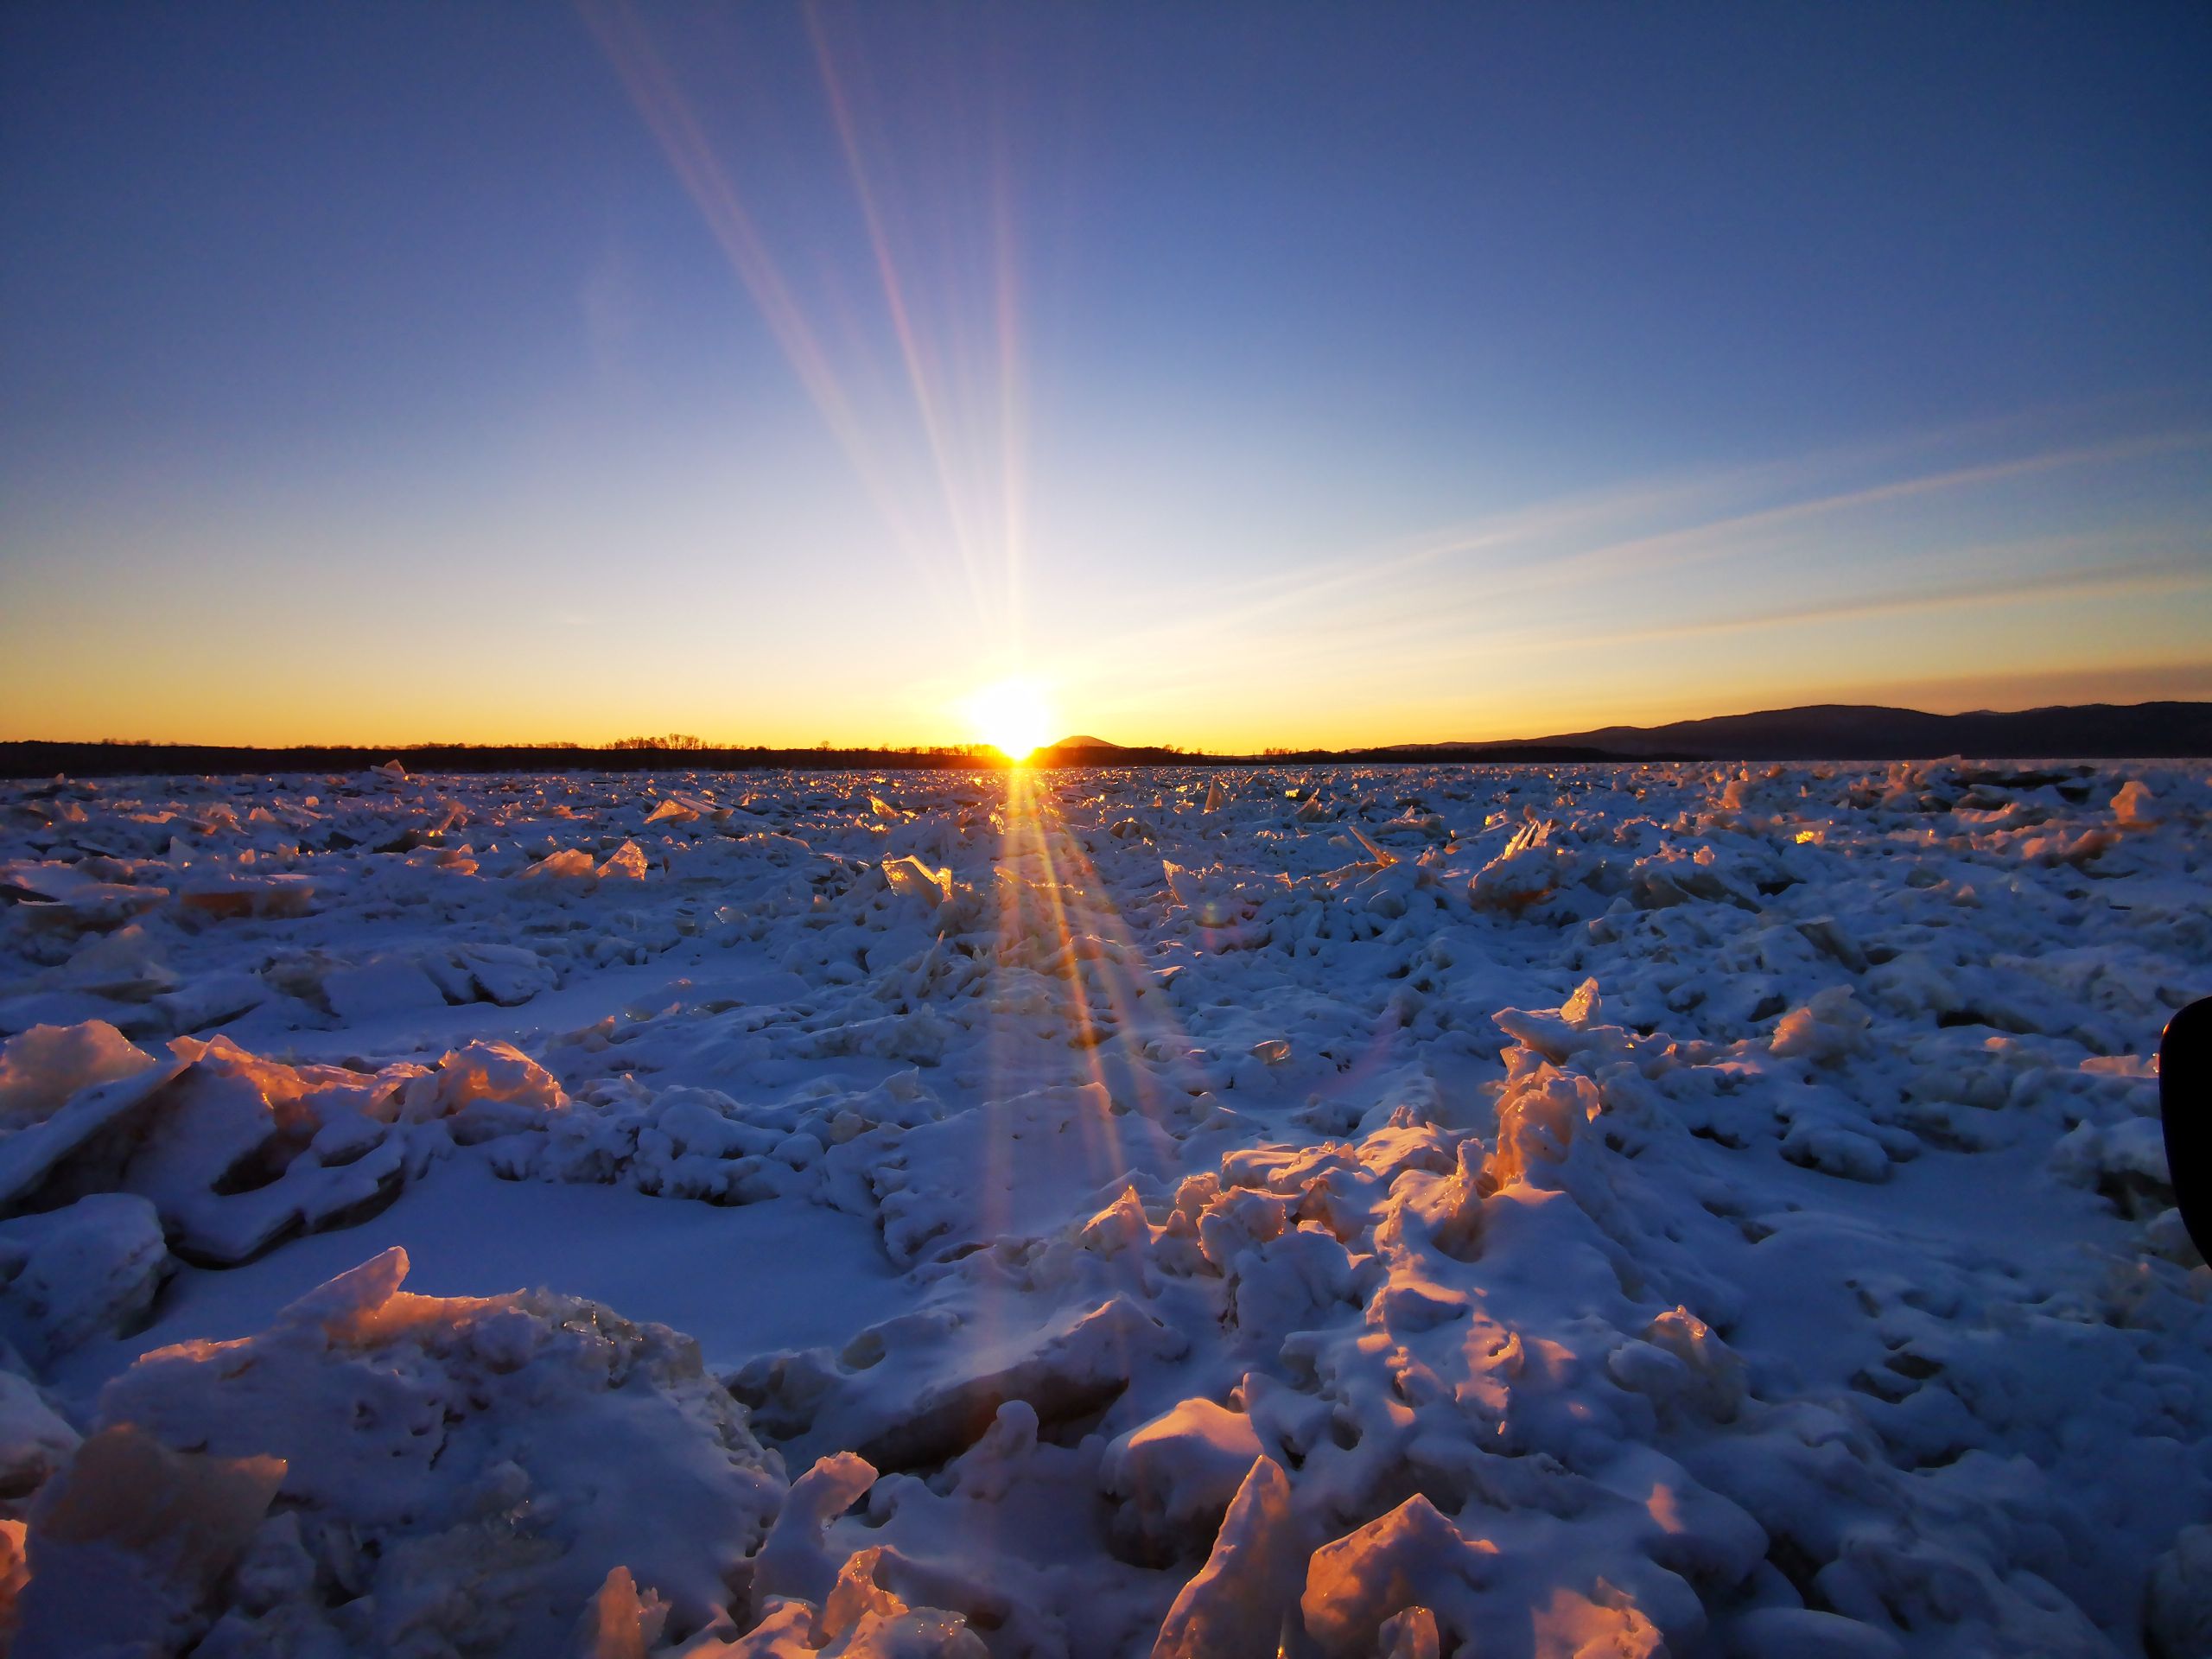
4;3;2209;747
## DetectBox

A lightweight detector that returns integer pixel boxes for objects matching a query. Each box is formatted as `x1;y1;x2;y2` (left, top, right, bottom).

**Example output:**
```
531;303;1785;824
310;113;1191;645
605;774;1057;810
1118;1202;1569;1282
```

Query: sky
3;2;2210;751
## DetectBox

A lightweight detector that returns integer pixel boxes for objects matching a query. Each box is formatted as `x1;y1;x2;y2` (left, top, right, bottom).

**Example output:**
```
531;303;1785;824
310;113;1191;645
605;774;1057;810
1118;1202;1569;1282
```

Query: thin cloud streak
1035;423;2212;699
1575;539;2209;652
1525;427;2212;590
1112;405;2205;649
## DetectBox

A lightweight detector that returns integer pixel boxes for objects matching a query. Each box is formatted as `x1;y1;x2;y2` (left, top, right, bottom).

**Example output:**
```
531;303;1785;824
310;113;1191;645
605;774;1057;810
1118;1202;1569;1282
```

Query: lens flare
968;677;1052;760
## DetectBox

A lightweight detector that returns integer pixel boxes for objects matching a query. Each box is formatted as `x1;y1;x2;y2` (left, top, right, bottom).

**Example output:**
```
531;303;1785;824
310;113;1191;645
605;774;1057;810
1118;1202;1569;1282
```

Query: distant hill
1403;701;2212;761
1029;737;1187;765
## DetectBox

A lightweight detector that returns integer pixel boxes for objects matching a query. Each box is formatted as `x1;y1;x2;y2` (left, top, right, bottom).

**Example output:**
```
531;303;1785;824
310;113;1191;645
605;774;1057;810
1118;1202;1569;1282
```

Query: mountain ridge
1389;699;2210;761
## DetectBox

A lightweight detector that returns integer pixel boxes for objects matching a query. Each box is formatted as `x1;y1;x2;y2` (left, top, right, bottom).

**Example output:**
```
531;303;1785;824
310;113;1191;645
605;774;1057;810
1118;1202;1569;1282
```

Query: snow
0;757;2205;1656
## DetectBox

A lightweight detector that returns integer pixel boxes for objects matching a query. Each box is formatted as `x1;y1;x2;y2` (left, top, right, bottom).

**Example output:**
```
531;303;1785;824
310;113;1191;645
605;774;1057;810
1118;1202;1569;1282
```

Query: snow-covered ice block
41;1248;785;1656
1102;1395;1265;1554
0;1192;169;1363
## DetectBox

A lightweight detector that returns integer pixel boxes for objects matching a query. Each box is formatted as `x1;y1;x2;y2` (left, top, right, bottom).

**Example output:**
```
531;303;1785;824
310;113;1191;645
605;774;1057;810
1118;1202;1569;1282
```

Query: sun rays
581;0;1035;663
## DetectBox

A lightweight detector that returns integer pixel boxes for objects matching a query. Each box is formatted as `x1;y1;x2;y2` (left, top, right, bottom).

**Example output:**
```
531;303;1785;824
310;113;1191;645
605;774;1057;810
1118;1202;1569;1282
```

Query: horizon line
4;693;2205;760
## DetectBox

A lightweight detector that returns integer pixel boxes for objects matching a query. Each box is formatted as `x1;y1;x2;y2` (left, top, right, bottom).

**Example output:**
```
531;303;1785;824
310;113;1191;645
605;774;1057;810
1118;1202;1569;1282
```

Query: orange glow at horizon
965;676;1052;761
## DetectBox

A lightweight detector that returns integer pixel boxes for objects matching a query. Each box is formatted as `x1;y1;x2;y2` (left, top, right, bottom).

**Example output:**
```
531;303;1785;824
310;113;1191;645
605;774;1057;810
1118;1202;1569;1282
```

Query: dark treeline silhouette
3;701;2203;779
1;737;1653;779
2;740;1018;779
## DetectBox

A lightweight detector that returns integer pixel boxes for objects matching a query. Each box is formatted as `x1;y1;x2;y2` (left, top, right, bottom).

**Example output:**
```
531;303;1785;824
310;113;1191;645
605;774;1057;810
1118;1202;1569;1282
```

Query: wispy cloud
1057;420;2210;666
1571;534;2209;651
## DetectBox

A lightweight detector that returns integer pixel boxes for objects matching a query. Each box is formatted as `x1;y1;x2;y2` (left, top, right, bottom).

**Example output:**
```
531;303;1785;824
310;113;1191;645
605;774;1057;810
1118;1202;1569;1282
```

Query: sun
967;677;1053;761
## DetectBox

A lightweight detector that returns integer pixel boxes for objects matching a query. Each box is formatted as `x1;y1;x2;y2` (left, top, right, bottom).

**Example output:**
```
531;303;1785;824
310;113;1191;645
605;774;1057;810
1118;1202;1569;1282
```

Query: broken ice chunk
171;873;315;919
1103;1396;1266;1555
568;1565;669;1659
524;847;599;880
1299;1495;1496;1657
881;855;953;908
753;1452;879;1606
12;1424;286;1656
0;1372;79;1513
0;1021;159;1125
597;839;650;880
0;1192;170;1363
1770;985;1871;1065
1376;1607;1441;1659
2111;779;2158;828
1149;1457;1305;1659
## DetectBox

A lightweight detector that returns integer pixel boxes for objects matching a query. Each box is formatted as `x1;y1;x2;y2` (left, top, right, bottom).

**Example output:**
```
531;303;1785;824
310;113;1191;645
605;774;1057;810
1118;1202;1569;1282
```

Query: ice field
0;758;2205;1658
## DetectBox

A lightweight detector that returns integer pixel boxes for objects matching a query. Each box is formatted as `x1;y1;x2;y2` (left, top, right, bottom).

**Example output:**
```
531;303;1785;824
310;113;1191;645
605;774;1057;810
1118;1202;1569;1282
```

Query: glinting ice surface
0;759;2206;1657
